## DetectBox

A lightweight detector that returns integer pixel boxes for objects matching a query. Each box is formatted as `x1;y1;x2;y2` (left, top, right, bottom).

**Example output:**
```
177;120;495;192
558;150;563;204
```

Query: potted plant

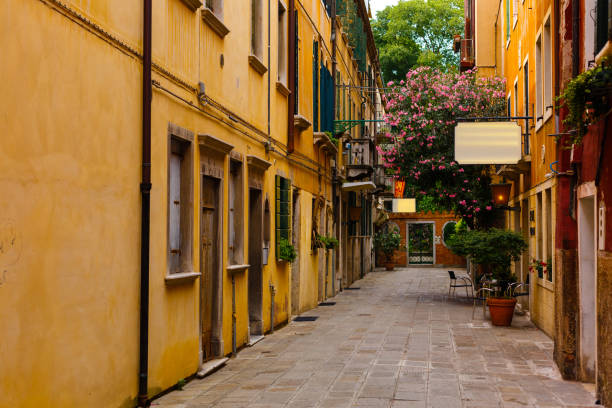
320;235;339;250
447;228;527;326
278;238;297;262
373;224;402;271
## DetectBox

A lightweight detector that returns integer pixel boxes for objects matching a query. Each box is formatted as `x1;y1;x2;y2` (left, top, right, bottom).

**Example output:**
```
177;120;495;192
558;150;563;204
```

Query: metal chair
448;270;473;298
472;287;494;319
510;282;529;298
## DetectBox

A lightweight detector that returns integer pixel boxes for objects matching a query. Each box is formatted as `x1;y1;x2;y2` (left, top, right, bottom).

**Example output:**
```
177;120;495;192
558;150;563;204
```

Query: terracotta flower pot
487;297;517;326
384;261;394;271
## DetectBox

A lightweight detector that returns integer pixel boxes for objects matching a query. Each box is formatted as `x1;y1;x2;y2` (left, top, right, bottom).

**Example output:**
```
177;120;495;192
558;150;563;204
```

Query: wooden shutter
275;175;291;259
169;153;182;273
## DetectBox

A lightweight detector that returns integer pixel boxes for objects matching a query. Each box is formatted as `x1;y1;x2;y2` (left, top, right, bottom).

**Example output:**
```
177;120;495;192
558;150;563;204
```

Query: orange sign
394;180;405;198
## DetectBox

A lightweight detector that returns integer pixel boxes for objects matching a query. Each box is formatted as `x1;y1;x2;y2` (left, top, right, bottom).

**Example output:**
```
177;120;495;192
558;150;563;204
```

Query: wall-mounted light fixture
490;183;519;211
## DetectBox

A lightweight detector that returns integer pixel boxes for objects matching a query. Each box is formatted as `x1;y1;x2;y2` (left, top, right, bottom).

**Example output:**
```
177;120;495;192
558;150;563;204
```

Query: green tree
371;0;464;81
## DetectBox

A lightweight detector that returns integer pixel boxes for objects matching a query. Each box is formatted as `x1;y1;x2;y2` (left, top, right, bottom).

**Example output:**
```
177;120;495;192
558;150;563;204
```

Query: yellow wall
475;0;558;336
0;0;381;406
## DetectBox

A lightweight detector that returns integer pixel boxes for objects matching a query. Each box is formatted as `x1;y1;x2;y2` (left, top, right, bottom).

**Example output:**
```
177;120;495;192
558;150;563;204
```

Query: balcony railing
344;139;373;167
374;167;393;190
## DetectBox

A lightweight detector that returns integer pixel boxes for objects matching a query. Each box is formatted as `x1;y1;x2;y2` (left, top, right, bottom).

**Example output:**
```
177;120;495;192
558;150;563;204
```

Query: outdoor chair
510;282;529;298
472;287;495;319
448;270;473;298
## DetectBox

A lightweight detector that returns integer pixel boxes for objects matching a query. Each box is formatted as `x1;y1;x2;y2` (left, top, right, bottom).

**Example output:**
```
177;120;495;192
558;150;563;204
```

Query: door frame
406;221;436;266
577;185;598;382
248;187;264;337
199;174;224;365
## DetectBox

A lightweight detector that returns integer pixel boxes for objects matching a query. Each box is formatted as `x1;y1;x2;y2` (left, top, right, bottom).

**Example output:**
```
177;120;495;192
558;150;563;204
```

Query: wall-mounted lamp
490;183;519;211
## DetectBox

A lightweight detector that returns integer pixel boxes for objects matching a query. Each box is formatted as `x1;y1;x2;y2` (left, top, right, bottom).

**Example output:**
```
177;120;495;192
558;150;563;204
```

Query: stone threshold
196;357;228;379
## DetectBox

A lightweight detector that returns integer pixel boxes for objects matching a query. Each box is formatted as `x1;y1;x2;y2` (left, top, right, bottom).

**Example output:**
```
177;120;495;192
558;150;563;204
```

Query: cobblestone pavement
152;268;598;408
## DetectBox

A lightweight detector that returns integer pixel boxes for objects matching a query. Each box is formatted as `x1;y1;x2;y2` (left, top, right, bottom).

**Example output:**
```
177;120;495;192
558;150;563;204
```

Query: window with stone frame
167;130;194;275
228;159;244;265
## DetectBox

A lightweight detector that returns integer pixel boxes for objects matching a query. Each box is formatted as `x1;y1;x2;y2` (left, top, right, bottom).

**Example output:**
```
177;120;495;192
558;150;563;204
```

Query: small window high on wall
535;34;543;125
251;0;263;59
167;131;193;274
205;0;223;20
278;1;287;84
543;16;552;120
229;159;244;265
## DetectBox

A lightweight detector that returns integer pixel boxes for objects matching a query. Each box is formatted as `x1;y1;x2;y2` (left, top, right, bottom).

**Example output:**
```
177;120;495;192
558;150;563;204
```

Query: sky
369;0;400;17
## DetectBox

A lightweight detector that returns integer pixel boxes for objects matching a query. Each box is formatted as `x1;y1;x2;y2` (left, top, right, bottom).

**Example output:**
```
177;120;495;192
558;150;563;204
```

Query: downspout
331;0;338;295
288;0;296;153
267;0;271;144
138;0;152;406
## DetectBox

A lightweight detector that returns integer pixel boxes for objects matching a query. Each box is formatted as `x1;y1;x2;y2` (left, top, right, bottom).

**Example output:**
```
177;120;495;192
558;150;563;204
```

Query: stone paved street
152;268;598;408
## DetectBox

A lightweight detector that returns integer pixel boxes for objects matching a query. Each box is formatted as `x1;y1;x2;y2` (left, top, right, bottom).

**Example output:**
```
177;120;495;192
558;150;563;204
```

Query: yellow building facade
0;0;383;406
467;0;558;336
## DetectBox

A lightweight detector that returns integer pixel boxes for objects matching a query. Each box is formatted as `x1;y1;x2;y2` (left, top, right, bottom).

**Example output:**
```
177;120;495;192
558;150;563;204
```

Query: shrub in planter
447;228;527;325
373;224;402;270
278;238;297;262
320;235;339;250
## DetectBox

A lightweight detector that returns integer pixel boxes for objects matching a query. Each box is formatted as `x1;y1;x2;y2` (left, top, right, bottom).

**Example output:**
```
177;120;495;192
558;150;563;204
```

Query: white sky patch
369;0;400;17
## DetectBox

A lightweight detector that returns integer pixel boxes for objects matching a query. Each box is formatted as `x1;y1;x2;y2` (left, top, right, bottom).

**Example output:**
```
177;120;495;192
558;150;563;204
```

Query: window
278;1;287;84
513;80;518;118
535;34;543;125
205;0;223;20
294;10;299;113
168;130;194;274
275;175;291;260
263;199;271;265
335;72;341;120
513;0;518;28
505;0;510;43
523;59;530;154
313;40;319;131
229;159;244;265
507;94;512;117
543;16;552;120
545;188;553;282
595;0;611;54
251;0;263;58
536;192;543;278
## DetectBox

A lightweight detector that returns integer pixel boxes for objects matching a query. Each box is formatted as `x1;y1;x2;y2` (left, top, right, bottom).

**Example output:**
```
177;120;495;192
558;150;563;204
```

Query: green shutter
506;0;510;42
275;175;291;259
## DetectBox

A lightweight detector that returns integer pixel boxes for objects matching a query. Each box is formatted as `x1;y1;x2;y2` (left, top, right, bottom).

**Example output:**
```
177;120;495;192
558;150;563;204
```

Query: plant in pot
447;228;527;326
278;237;297;262
320;235;339;250
373;224;402;271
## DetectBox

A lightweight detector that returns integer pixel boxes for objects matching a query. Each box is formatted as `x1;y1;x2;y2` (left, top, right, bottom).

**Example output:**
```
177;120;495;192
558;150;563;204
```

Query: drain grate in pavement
344;287;360;290
319;302;336;306
294;316;319;322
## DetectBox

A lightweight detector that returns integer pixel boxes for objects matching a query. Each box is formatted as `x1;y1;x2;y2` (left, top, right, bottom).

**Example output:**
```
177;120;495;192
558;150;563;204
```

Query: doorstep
196;357;229;378
248;335;264;346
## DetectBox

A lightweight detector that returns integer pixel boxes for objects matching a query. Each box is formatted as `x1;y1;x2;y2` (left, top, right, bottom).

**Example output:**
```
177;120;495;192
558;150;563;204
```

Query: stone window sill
249;55;268;75
180;0;202;12
165;271;201;285
227;264;250;275
201;7;229;38
294;114;312;131
276;81;291;97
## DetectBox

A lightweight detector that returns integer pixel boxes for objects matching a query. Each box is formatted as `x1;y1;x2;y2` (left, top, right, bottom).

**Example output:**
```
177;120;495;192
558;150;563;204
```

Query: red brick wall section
376;211;466;267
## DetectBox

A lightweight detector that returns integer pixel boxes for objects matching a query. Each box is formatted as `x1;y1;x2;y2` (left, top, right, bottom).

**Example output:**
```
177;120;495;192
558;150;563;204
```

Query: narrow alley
152;268;597;408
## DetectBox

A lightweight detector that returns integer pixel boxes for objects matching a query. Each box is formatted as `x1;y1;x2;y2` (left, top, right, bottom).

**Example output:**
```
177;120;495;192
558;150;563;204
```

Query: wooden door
201;176;218;362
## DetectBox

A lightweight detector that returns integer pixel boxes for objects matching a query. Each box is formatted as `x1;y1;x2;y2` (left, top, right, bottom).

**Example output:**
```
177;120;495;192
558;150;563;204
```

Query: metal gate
407;222;434;265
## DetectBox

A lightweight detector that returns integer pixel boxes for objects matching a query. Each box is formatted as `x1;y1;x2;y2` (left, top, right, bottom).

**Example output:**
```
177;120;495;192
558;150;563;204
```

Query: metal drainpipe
287;0;296;153
331;0;338;295
269;282;276;332
267;0;271;145
138;0;152;406
232;275;237;357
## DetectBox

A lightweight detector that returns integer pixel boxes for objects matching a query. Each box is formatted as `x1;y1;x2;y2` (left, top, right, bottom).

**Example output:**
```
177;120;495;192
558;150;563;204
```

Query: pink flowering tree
378;67;507;227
